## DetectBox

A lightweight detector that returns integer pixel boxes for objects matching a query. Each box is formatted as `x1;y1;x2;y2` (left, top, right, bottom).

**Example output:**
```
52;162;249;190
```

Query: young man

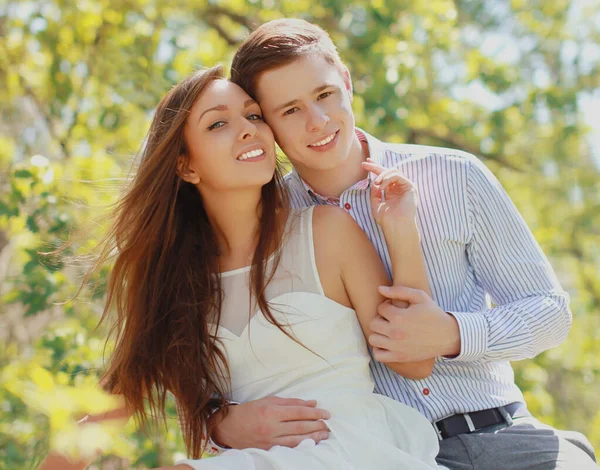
207;19;597;470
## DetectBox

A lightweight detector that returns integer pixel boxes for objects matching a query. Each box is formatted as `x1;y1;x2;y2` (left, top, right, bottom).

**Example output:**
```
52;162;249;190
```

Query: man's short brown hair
231;18;344;100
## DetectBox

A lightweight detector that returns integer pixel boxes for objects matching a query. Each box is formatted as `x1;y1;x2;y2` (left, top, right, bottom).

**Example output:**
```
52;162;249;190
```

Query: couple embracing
41;18;597;470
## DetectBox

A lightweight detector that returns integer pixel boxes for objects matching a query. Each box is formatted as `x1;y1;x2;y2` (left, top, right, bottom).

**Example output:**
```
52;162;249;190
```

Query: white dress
177;207;443;470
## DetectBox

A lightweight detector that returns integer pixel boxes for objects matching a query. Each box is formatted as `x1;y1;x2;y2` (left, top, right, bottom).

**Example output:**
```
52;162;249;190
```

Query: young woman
40;66;442;470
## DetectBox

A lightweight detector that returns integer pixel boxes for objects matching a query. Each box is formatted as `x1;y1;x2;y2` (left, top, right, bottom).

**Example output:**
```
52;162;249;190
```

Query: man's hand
368;285;461;362
212;396;331;451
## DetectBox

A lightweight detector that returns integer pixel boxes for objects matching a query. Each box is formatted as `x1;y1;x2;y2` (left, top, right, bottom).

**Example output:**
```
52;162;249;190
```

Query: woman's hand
362;159;418;227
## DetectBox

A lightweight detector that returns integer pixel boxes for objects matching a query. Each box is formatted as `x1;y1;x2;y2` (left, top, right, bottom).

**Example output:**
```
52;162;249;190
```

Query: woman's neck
200;187;262;268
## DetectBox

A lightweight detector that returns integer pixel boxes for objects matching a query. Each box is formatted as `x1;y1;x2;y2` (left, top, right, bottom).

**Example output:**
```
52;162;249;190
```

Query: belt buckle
463;413;476;432
432;421;444;441
497;406;514;427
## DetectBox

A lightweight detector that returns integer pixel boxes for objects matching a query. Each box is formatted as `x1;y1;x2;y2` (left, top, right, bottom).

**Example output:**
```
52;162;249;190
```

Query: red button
423;388;430;396
344;202;351;210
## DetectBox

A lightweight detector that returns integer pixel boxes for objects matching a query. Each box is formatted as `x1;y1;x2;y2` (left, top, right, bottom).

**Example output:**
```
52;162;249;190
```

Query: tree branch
205;5;257;30
16;73;69;159
409;127;525;172
63;19;108;151
568;229;600;310
204;14;239;46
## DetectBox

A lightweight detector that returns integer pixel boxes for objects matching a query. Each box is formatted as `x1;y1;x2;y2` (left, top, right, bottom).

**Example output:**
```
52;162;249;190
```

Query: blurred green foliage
1;0;599;468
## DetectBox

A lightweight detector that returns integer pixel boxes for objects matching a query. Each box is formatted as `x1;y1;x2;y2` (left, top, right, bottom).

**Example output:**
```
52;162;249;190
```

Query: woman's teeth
309;132;336;147
237;149;264;161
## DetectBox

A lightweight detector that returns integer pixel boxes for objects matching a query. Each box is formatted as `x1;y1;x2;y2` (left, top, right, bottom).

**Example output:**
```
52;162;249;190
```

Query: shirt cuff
442;311;488;362
201;437;228;457
201;400;240;456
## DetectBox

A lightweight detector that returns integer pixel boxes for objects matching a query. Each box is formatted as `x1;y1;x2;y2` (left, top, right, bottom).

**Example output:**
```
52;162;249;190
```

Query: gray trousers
436;416;598;470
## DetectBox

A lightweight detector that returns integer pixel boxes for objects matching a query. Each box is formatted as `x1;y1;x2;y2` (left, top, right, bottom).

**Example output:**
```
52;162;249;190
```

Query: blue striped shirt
285;129;572;422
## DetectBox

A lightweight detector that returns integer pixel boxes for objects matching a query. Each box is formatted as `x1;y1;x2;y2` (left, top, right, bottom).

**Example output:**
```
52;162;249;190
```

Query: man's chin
293;155;348;172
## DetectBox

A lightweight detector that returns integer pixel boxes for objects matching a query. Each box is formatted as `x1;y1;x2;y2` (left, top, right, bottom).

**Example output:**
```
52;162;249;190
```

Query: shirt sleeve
443;157;572;362
176;399;239;458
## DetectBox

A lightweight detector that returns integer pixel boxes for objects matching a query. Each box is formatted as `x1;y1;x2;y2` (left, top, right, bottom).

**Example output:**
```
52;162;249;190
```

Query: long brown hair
88;65;289;458
231;18;344;99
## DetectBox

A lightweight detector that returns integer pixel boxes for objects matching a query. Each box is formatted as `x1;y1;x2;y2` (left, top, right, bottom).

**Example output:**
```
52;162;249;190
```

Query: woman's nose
240;120;259;140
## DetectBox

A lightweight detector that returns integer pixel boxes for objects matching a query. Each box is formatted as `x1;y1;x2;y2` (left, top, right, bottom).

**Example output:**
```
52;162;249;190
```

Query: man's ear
341;65;353;102
177;156;200;184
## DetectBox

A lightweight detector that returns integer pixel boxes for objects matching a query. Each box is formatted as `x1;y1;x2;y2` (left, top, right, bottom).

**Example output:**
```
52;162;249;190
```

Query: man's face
254;55;356;173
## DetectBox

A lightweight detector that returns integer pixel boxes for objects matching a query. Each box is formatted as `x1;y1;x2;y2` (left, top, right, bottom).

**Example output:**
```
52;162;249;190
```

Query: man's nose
306;105;330;132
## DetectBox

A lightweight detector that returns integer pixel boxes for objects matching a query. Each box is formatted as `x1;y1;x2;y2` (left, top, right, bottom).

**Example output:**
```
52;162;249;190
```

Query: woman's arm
313;205;434;379
37;404;131;470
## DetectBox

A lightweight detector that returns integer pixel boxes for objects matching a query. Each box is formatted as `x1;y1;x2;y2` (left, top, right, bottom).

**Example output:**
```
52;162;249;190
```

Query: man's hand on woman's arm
210;396;330;451
370;286;461;363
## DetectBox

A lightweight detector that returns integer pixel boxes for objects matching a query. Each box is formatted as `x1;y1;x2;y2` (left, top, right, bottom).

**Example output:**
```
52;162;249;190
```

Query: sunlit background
1;1;599;468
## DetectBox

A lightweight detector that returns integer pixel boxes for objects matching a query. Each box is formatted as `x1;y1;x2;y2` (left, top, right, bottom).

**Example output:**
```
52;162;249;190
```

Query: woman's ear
177;156;200;184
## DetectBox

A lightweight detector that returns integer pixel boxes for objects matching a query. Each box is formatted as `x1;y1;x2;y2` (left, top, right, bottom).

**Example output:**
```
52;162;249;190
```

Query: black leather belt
433;402;529;440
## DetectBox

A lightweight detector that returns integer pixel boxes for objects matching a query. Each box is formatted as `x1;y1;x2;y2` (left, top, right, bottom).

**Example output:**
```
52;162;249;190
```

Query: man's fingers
377;300;403;322
378;285;427;304
369;315;390;335
372;347;397;363
280;419;329;437
368;333;394;350
279;405;331;422
275;431;330;448
271;397;317;407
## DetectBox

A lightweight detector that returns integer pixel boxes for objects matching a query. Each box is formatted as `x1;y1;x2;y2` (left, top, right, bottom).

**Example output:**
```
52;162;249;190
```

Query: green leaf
14;169;34;178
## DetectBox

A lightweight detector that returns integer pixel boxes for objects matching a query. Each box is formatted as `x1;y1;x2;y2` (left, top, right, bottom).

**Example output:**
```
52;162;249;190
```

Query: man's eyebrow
272;84;334;112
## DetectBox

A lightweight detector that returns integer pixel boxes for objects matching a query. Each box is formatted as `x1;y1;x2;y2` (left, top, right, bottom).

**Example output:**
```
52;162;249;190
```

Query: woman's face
181;80;276;191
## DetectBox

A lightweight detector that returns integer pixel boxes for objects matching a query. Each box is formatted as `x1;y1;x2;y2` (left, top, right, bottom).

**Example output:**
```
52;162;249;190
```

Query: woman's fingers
376;171;413;188
362;159;386;176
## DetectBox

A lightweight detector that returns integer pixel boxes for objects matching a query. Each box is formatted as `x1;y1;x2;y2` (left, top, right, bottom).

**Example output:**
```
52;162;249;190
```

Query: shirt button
423;388;430;396
344;202;351;210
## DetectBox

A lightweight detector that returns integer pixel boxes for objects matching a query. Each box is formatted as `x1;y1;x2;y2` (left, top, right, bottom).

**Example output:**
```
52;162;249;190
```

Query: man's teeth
238;149;264;161
309;132;336;147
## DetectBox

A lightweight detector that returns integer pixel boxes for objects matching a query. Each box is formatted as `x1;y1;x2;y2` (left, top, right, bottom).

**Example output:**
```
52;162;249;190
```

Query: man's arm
208;396;330;451
445;157;571;362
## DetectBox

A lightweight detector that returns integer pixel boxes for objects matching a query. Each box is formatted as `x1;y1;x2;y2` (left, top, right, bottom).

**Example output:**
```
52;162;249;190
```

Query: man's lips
308;130;339;148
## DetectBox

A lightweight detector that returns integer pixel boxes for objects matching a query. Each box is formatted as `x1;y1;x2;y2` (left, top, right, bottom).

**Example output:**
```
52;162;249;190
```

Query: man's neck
296;134;369;199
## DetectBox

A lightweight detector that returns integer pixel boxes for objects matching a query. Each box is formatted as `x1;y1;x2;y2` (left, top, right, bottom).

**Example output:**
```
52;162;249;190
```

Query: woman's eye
283;107;299;116
208;121;226;130
247;113;263;121
318;92;332;100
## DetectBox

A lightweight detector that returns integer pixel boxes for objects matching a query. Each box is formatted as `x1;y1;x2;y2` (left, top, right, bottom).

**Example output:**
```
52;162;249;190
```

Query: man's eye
247;114;264;121
284;107;299;116
208;121;226;130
